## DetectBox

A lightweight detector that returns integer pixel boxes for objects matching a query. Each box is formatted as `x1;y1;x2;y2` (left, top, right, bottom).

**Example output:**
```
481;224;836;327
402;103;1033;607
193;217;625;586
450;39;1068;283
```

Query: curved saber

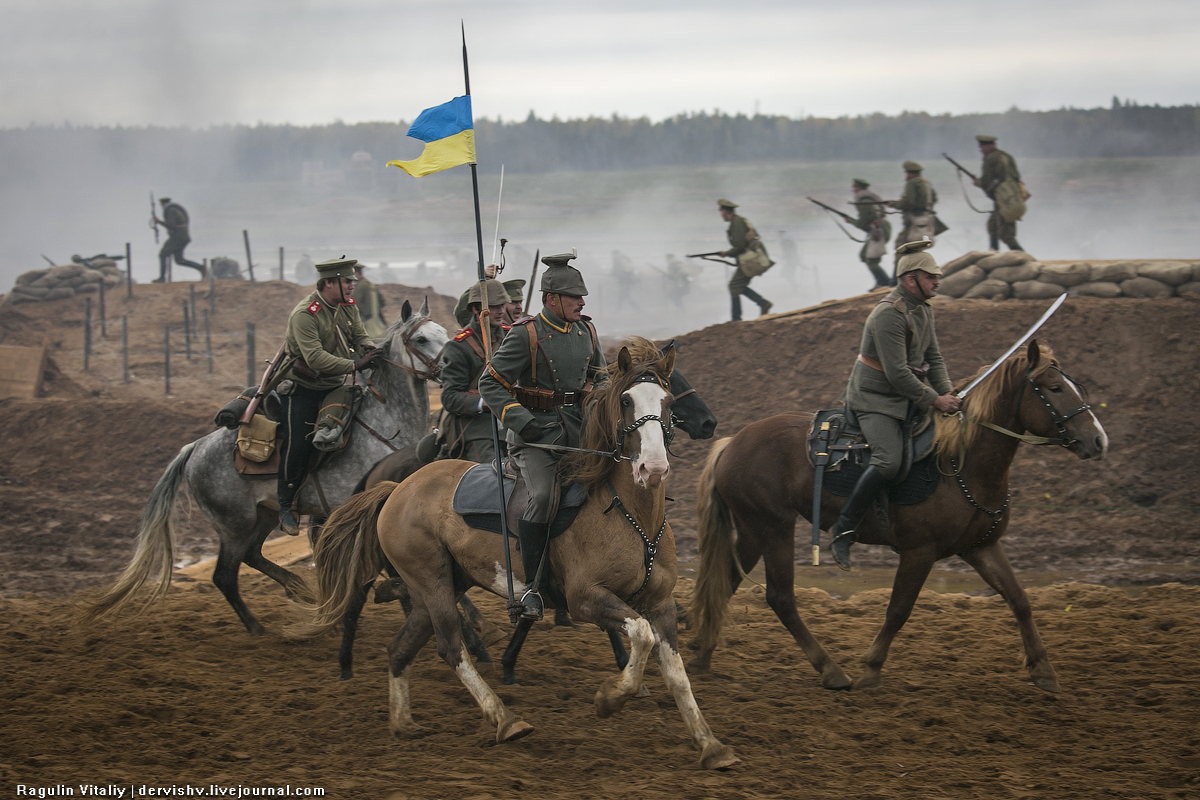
958;293;1067;399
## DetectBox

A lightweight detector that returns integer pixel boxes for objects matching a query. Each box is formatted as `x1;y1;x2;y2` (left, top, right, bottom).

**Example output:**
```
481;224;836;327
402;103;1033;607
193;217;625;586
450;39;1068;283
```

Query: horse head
614;344;676;489
1019;339;1108;460
379;298;448;384
661;340;718;440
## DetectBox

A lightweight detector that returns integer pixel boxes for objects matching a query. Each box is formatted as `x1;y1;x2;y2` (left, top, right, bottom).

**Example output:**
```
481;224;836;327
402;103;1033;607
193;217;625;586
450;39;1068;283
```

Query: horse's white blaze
626;382;671;488
655;640;720;750
454;644;508;727
388;669;417;733
492;562;527;596
1064;374;1109;457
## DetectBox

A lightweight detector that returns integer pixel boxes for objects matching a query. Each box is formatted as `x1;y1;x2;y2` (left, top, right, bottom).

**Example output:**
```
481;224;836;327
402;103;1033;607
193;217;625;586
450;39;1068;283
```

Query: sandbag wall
3;262;126;307
937;252;1200;300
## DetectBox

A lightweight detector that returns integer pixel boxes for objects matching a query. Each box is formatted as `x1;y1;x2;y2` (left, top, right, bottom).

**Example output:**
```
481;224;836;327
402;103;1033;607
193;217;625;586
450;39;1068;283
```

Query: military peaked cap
502;279;526;302
717;198;738;209
466;278;509;306
315;257;360;281
852;178;870;189
159;197;171;203
902;160;923;173
540;252;588;296
895;238;942;277
975;134;998;144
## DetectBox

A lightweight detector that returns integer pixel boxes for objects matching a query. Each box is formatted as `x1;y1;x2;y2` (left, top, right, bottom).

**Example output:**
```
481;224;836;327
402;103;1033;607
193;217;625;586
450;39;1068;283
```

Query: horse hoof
497;719;534;743
636;683;651;698
700;742;740;770
855;672;881;690
1034;676;1061;693
821;669;853;691
686;657;712;674
594;690;627;719
390;725;430;740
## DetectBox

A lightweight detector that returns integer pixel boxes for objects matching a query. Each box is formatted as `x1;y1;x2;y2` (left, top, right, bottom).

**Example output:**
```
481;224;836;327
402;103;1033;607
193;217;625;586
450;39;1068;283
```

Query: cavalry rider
275;258;381;535
478;252;607;621
438;277;511;464
830;238;960;570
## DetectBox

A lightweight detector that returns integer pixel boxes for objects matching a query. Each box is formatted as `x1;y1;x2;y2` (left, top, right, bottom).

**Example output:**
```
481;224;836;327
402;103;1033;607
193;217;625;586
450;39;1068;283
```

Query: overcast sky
2;0;1197;128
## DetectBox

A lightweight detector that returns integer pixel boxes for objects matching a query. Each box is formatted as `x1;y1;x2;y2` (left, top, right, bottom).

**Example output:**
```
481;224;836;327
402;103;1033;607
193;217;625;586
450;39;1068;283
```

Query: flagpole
463;22;519;624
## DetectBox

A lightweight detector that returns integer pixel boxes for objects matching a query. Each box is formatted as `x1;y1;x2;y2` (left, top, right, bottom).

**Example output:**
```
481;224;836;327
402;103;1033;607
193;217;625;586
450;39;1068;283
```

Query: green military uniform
831;239;954;570
892;163;942;257
477;252;607;619
852;179;893;288
276;258;376;534
439;279;509;464
353;270;388;340
156;198;205;280
977;135;1024;251
719;199;773;321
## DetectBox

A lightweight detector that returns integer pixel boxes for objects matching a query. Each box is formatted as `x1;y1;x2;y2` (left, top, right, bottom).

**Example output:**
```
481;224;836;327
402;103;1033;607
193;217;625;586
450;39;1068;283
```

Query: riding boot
829;465;887;571
730;295;742;322
989;236;999;251
1008;240;1024;252
517;520;551;621
277;480;301;536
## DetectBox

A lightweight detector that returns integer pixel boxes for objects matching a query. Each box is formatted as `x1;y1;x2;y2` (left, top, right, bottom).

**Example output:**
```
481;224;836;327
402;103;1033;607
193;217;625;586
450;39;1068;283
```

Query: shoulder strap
526;320;538;384
464;334;486;361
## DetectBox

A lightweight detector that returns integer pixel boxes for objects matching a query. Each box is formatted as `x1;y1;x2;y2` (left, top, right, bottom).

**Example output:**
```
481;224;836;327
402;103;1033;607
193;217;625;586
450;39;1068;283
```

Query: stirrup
519;589;544;621
830;530;856;572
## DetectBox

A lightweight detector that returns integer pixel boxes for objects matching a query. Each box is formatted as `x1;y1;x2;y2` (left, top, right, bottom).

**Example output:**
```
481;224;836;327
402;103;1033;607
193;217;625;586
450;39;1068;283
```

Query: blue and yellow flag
387;96;476;177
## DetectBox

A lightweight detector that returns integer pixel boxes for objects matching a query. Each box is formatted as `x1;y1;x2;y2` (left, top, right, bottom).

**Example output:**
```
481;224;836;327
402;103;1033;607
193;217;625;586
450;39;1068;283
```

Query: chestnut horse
690;340;1107;692
292;345;738;770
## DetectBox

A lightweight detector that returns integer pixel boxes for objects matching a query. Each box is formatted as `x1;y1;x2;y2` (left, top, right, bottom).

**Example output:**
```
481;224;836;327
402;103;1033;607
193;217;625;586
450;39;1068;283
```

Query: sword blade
959;293;1068;398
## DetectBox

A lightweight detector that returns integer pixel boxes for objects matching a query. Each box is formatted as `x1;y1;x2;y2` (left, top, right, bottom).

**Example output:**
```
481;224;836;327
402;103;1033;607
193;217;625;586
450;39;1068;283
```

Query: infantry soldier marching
275;258;381;534
717;199;773;321
477;252;607;620
152;197;206;281
353;263;388;340
438;277;510;464
888;162;945;262
830;238;960;570
851;178;894;289
975;134;1026;252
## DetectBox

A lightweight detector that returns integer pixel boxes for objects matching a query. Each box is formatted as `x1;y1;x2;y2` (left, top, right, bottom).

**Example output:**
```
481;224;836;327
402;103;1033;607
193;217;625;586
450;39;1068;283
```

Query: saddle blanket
452;461;587;539
807;408;940;506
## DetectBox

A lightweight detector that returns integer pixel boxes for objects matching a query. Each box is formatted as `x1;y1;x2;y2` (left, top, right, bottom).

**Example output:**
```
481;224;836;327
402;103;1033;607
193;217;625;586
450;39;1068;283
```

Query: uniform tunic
980;149;1023;250
893;176;941;251
439;318;507;463
854;189;893;267
844;285;953;480
158;202;204;275
478;307;606;522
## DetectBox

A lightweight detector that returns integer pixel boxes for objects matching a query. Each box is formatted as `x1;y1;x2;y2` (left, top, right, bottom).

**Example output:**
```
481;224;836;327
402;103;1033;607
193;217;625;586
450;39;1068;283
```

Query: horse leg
308;515;325;550
760;536;851;689
858;549;935;689
455;594;494;666
211;535;265;636
337;581;372;681
647;600;739;770
242;505;314;604
688;518;760;672
386;605;435;738
959;542;1060;692
500;617;535;686
608;631;630;671
576;593;656;719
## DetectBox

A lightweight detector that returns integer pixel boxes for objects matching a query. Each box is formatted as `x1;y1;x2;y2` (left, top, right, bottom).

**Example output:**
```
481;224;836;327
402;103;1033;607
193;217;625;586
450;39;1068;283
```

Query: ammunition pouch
514;386;590;410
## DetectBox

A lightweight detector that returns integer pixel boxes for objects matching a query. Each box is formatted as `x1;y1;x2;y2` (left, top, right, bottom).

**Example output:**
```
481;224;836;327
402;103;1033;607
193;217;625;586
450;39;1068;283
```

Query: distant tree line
3;101;1197;184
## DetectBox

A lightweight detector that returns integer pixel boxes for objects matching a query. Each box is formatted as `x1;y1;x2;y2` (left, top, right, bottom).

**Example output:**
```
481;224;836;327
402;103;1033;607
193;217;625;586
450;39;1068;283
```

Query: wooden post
207;258;215;315
98;275;107;338
183;302;192;360
243;230;256;282
279;246;284;282
125;242;133;298
122;316;129;384
246;322;256;386
164;326;171;395
190;283;198;336
204;310;213;374
83;297;92;371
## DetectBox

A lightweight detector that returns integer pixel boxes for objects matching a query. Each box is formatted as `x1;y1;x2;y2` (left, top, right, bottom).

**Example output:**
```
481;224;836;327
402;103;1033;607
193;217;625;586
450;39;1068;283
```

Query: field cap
895;238;941;277
315;257;360;281
540;252;588;296
975;134;998;144
852;178;870;189
717;198;738;209
902;160;923;173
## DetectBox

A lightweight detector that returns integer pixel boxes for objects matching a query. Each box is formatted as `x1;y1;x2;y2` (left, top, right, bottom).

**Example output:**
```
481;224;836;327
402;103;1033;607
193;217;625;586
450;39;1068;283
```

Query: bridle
374;316;442;381
614;373;676;456
965;363;1091;449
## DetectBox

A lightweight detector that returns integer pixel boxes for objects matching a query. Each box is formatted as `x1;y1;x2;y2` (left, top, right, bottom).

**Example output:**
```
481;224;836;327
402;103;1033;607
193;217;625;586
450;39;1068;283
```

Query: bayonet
524;248;539;313
958;294;1068;399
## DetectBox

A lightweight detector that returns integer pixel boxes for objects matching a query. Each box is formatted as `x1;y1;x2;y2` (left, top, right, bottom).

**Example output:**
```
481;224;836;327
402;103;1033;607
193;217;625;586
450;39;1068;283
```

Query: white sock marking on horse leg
612;617;655;696
656;640;720;751
388;668;416;734
454;643;509;728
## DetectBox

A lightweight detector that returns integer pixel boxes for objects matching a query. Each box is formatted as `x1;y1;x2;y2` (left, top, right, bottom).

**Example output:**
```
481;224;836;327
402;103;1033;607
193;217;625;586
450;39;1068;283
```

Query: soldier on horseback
276;258;382;535
478;252;607;621
830;238;960;570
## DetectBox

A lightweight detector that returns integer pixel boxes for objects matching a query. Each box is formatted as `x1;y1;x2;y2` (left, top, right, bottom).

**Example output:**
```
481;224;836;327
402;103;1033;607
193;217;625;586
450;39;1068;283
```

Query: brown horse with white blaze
690;340;1107;692
292;345;738;770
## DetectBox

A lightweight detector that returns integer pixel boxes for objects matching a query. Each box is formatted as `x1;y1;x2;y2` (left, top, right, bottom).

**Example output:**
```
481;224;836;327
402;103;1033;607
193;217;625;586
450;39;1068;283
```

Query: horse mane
933;342;1058;460
563;337;670;497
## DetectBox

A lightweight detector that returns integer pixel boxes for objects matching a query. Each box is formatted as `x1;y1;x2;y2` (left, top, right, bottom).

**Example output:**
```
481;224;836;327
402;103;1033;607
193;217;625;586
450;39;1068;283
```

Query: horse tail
77;441;195;625
286;481;396;639
691;437;736;656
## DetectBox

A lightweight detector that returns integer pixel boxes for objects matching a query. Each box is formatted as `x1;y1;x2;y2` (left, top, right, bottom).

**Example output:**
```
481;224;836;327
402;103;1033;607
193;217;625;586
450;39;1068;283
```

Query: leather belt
514;386;589;410
857;353;931;380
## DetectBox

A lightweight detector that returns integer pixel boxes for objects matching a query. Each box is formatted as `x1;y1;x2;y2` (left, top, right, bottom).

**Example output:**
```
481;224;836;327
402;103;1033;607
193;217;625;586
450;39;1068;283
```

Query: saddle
806;407;940;506
451;461;587;540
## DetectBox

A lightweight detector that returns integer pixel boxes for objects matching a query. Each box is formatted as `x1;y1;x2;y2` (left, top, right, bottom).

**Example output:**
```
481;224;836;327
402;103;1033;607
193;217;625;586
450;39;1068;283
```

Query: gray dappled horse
79;300;448;636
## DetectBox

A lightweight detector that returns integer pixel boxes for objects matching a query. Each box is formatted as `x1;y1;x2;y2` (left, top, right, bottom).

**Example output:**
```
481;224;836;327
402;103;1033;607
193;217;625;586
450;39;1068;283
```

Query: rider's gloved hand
353;347;383;371
519;419;544;442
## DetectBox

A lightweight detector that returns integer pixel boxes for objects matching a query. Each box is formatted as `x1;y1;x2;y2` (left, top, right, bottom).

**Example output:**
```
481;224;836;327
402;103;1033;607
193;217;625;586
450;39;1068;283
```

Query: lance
490;164;505;268
525;248;540;313
958;293;1068;400
462;23;519;623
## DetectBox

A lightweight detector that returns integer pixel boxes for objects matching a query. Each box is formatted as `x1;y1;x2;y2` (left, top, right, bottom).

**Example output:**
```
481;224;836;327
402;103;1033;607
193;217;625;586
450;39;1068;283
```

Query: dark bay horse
335;337;720;682
690;340;1107;692
292;345;738;769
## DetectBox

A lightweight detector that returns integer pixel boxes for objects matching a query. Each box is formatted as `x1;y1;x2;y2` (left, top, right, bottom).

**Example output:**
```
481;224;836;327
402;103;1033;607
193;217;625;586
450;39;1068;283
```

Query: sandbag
1011;280;1064;300
1090;261;1137;283
30;273;60;289
976;251;1036;271
12;284;49;298
77;270;103;284
1193;263;1200;282
1176;281;1200;297
47;263;88;281
938;265;986;298
993;179;1027;223
44;287;75;301
1137;261;1193;287
1038;262;1092;288
962;279;1012;300
1073;282;1123;298
1120;277;1172;299
15;269;48;287
74;283;98;294
940;250;992;277
989;263;1040;283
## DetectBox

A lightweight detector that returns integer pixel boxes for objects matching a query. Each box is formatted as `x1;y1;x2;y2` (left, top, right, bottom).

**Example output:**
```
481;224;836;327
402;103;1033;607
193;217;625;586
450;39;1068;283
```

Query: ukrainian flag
386;96;476;177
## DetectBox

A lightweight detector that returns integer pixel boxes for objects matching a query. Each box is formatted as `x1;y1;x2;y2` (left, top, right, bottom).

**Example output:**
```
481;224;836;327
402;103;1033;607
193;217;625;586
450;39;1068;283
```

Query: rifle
686;251;737;267
150;192;160;244
942;153;978;182
239;343;288;425
806;197;858;225
41;254;56;267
